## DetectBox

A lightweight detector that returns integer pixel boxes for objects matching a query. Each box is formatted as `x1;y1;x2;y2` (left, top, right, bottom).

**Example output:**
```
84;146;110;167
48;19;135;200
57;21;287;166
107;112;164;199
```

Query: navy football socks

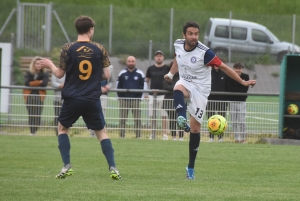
188;133;200;169
101;139;116;169
173;90;186;118
58;134;71;166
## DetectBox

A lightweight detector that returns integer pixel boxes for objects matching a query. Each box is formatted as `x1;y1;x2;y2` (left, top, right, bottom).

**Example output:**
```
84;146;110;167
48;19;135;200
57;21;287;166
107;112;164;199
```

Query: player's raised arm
40;58;65;79
218;62;256;87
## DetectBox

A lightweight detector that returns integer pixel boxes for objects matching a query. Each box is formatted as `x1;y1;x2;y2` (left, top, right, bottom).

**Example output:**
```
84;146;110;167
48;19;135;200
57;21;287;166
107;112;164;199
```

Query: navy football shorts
58;97;106;130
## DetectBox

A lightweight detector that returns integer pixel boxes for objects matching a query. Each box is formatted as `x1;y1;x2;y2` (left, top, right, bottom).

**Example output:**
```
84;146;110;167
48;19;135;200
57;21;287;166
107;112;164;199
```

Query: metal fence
0;87;279;143
0;1;299;64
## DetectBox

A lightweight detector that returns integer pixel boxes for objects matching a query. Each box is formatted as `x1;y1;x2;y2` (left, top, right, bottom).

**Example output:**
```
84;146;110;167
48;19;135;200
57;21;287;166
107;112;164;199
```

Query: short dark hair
233;62;244;68
183;21;199;35
74;16;95;34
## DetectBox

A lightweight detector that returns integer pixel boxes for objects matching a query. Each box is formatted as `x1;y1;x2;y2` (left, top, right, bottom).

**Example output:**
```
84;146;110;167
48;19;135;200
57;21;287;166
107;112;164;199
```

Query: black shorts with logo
58;97;105;130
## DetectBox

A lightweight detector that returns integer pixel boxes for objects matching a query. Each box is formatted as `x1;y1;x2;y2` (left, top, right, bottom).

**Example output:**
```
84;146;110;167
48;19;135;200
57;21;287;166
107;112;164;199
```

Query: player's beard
186;39;197;49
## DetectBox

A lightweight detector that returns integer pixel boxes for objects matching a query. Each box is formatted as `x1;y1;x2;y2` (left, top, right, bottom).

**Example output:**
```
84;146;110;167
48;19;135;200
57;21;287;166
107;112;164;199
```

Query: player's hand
101;86;109;93
242;80;256;88
164;74;173;82
40;58;54;69
105;85;110;91
102;85;110;93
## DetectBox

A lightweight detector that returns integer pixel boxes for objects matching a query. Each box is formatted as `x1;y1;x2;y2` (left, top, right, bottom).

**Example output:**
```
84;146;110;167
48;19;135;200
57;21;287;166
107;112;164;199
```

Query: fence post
52;10;70;43
109;4;113;55
169;8;174;56
44;2;52;52
16;0;22;49
148;40;152;67
151;91;158;139
228;11;232;63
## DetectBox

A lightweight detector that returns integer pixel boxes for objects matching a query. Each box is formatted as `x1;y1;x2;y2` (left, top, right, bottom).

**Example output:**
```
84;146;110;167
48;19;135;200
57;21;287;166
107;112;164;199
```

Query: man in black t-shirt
227;63;250;143
145;50;170;140
206;66;228;142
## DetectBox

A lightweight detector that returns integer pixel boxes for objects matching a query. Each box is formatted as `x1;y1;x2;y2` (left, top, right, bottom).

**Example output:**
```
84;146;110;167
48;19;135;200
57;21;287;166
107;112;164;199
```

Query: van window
215;26;229;38
252;29;269;43
232;27;247;40
215;25;247;40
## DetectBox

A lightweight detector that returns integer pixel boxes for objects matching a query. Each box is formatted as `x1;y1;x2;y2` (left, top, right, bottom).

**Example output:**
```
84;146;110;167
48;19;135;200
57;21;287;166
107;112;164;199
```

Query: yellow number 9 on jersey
79;60;92;80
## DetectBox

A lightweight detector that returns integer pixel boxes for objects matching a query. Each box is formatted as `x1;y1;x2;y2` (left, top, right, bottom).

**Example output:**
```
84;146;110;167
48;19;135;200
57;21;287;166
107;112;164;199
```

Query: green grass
0;135;299;201
247;95;279;102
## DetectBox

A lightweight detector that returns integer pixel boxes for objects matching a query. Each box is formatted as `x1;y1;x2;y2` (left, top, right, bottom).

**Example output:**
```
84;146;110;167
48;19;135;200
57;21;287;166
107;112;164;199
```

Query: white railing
0;89;279;143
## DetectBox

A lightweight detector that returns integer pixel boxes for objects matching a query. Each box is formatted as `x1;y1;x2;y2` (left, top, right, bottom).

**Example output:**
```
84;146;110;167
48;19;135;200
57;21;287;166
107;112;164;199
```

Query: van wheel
214;48;228;62
277;52;287;63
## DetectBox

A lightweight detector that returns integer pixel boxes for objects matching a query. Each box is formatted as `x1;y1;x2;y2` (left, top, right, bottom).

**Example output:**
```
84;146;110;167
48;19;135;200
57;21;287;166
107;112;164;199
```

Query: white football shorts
175;79;209;124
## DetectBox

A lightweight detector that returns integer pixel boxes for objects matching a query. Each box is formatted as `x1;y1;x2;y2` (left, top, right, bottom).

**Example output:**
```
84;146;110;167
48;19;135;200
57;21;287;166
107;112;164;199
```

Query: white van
203;18;300;62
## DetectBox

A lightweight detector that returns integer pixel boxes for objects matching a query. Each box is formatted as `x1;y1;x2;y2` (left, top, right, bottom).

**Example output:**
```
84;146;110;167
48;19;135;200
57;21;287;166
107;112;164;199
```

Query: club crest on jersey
190;56;197;63
134;76;138;80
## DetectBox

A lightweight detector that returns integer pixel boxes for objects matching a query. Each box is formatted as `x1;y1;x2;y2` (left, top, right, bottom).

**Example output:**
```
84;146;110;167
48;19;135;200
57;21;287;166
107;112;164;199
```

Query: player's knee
190;127;200;133
173;84;185;91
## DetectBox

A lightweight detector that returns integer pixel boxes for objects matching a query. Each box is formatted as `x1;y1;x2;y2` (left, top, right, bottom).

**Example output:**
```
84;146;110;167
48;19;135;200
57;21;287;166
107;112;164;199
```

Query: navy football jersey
59;41;111;100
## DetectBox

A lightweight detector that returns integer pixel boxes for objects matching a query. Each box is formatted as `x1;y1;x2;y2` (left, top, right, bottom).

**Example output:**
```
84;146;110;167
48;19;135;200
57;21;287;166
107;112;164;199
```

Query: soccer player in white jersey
164;21;256;180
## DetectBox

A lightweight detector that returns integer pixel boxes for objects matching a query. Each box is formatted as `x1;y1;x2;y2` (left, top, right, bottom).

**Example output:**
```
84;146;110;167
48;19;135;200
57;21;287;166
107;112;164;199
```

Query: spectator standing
146;50;170;140
163;61;184;141
227;62;250;143
116;56;145;138
207;66;228;142
40;15;121;180
52;73;65;136
23;56;49;136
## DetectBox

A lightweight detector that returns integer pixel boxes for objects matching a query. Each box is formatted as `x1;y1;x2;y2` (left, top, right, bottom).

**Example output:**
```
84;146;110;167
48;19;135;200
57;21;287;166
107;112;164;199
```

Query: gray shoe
109;166;122;180
56;164;73;179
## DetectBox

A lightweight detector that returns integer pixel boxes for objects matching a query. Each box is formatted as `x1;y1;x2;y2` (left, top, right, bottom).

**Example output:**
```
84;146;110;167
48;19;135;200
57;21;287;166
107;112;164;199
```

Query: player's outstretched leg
109;166;122;180
56;163;73;179
186;167;195;180
177;116;191;132
173;90;190;132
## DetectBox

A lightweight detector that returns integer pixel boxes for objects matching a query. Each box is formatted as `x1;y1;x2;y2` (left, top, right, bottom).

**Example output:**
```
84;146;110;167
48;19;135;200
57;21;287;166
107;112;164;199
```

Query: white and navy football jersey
174;39;223;96
174;39;223;81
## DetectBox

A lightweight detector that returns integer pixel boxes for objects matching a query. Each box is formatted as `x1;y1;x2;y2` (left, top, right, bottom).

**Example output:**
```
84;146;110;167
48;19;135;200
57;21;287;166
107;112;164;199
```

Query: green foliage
243;59;255;71
271;72;280;77
16;0;300;15
258;54;273;65
12;58;23;85
1;135;300;201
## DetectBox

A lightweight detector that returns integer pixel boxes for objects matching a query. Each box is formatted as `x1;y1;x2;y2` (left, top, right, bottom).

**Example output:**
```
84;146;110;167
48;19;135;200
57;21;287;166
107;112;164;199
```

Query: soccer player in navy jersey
40;15;121;180
164;21;256;180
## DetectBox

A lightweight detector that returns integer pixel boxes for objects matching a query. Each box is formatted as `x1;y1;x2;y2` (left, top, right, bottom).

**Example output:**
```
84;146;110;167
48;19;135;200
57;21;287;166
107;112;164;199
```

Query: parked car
203;18;300;62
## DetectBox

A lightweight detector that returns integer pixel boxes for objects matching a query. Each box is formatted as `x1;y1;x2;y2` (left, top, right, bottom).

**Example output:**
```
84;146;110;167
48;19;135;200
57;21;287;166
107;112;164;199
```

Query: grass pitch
0;135;299;201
